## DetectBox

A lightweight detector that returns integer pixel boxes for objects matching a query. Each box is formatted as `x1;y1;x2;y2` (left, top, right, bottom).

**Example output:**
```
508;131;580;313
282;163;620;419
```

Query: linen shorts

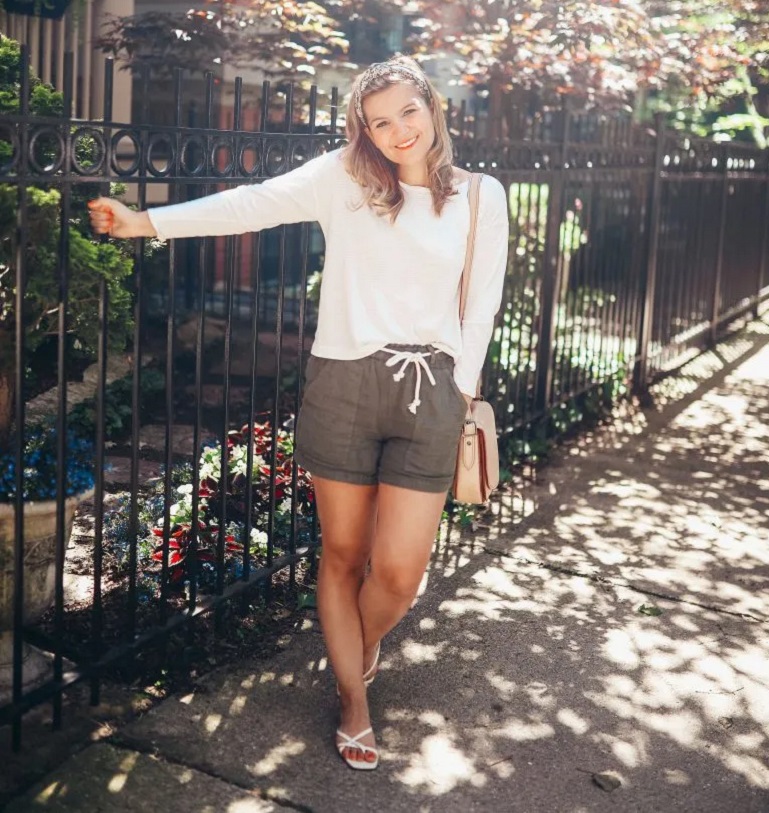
294;345;468;493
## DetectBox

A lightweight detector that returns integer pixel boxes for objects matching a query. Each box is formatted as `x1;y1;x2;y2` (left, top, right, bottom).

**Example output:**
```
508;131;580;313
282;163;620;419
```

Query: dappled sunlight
250;738;307;776
20;742;278;811
408;318;769;805
224;802;276;813
396;730;487;794
494;719;556;743
389;553;769;801
475;341;769;615
203;713;223;734
32;320;765;811
105;750;140;792
400;639;447;665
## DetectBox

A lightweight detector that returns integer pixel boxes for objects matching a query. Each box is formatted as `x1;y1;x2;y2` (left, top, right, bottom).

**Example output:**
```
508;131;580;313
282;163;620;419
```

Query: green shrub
0;35;136;444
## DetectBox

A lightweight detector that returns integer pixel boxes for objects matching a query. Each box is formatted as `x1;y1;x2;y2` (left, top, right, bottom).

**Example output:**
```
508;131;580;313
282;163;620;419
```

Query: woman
89;56;509;771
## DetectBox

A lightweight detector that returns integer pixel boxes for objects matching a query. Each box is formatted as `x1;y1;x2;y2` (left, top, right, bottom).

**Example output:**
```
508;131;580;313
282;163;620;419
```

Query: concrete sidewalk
8;318;769;813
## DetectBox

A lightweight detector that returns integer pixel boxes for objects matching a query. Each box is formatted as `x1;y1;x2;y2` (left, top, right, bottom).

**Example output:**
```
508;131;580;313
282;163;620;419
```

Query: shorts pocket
446;370;470;417
296;358;365;471
397;367;467;485
302;355;325;394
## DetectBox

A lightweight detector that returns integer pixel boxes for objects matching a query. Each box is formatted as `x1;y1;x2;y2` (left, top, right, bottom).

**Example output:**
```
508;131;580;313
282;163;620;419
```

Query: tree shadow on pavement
12;317;769;813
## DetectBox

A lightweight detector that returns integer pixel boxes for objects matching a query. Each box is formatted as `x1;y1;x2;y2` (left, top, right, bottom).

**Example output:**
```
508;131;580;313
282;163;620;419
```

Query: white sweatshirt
147;149;509;396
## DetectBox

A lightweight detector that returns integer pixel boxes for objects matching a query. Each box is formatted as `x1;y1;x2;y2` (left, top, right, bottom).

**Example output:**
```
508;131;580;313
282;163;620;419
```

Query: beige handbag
451;174;500;504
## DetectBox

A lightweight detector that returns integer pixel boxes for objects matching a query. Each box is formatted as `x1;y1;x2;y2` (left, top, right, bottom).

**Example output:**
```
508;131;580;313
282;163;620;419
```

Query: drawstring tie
382;349;437;415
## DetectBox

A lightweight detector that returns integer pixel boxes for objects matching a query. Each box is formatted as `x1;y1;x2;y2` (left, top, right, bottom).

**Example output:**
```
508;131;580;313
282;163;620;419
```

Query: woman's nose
395;116;411;135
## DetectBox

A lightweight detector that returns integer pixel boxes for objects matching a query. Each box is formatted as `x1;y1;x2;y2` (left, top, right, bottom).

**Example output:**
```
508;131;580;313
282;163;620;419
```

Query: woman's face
363;82;435;176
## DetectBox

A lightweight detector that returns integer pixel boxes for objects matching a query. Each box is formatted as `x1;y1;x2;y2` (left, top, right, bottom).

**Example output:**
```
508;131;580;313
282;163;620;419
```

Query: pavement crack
482;547;765;623
263;795;317;813
107;737;316;813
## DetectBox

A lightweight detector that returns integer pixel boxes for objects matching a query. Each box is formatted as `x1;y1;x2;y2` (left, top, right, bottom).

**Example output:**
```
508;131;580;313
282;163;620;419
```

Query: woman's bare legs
315;477;446;758
358;484;447;671
313;477;378;746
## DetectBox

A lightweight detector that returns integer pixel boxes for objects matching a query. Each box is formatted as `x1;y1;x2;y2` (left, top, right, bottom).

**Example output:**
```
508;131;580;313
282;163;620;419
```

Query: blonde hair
343;56;457;222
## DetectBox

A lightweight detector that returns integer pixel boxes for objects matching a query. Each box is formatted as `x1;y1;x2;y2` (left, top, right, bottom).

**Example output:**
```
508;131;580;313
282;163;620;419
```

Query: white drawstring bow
383;349;437;414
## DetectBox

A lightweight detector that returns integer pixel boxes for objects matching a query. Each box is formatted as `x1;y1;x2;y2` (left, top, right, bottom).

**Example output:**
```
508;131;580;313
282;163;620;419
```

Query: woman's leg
313;476;378;743
358;483;447;669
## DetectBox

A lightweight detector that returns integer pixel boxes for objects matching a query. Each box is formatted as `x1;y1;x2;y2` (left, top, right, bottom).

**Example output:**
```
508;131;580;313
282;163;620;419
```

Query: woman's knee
319;544;369;580
368;559;422;603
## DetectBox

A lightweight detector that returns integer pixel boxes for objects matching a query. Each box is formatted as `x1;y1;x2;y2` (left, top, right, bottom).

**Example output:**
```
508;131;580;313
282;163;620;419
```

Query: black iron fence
1;49;767;750
455;100;769;451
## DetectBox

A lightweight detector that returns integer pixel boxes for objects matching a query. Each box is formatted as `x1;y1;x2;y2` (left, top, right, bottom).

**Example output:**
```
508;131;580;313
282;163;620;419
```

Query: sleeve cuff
146;209;167;242
453;368;479;399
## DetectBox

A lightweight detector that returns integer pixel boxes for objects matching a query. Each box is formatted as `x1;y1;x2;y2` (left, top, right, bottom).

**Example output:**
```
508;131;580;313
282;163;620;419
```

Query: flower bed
104;419;316;596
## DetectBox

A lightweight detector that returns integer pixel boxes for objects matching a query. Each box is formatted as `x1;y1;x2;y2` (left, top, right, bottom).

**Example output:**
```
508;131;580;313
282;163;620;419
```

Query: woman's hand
87;198;158;239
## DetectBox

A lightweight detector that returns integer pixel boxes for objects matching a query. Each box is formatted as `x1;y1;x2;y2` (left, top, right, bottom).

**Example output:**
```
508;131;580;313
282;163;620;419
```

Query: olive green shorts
294;345;468;493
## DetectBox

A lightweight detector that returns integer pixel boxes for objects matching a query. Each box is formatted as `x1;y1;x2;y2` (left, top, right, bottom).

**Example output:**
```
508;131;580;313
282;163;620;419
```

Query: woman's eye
404;108;416;115
376;121;388;129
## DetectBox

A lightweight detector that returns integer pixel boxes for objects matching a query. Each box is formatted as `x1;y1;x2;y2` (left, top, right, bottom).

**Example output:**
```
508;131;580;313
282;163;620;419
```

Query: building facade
1;0;133;122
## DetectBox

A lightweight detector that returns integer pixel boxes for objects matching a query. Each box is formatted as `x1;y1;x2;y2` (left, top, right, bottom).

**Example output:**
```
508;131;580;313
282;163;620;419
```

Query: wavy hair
343;56;456;222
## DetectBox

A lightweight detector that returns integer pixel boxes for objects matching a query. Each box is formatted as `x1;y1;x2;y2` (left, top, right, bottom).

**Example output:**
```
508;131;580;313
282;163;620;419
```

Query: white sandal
336;642;382;696
336;727;379;770
363;641;381;687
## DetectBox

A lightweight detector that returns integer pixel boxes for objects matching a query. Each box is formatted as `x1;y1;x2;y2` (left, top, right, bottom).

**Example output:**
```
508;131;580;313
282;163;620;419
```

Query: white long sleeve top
147;149;509;396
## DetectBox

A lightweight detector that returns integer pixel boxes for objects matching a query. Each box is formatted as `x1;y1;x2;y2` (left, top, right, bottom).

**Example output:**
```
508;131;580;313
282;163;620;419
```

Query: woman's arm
454;175;510;398
89;150;336;240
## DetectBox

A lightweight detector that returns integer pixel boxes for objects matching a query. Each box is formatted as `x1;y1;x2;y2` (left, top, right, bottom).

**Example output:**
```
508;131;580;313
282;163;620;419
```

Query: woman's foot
336;691;378;770
336;726;379;770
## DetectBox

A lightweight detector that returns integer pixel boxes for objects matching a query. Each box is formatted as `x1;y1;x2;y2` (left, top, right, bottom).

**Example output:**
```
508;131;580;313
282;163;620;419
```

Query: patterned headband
354;62;431;124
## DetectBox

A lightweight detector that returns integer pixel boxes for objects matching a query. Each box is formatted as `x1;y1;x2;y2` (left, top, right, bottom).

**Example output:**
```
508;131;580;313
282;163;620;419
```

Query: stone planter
0;489;93;703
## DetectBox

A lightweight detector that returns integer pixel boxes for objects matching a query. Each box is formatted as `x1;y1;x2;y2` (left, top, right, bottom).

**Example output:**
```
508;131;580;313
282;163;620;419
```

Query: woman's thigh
313;476;378;569
369;483;446;598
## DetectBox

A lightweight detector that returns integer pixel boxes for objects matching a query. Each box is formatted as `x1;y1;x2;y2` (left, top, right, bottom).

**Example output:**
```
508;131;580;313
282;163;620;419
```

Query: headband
354;62;431;124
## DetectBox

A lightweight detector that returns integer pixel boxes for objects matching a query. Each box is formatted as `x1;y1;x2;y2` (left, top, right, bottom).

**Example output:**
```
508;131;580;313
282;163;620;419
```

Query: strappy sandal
336;641;382;696
336;727;379;770
363;641;381;687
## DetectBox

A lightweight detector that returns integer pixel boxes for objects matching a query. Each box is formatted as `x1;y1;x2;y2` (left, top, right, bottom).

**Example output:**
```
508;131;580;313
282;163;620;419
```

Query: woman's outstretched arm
88;149;338;240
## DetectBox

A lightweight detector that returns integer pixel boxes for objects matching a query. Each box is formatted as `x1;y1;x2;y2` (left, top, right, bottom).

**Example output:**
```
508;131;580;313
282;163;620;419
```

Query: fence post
709;143;730;346
756;163;769;317
632;113;665;397
534;99;570;416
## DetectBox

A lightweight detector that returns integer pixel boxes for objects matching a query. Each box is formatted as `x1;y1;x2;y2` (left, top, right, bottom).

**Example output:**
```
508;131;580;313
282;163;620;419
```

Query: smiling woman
87;54;510;775
344;56;457;221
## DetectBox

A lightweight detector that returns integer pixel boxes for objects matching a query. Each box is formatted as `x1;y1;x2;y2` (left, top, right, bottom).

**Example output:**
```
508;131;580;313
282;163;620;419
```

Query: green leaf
638;603;663;617
297;591;317;610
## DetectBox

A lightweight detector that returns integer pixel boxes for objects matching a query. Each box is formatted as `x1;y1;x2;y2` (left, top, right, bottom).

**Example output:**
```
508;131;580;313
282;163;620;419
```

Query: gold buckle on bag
462;419;477;437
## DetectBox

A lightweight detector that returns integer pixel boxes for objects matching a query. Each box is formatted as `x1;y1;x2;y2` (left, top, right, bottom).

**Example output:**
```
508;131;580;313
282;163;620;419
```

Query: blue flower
0;423;95;502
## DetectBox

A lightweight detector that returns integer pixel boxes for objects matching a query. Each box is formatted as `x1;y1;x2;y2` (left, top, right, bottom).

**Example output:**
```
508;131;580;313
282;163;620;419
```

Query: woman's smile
394;135;418;150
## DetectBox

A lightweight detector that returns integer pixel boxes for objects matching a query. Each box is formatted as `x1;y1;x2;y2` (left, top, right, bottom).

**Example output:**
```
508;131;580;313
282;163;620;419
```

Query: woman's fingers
87;197;117;235
87;199;157;239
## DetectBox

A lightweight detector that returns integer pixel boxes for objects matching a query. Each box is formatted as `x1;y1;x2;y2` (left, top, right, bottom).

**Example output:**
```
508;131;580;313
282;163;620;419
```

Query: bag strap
459;173;483;399
459;173;482;323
